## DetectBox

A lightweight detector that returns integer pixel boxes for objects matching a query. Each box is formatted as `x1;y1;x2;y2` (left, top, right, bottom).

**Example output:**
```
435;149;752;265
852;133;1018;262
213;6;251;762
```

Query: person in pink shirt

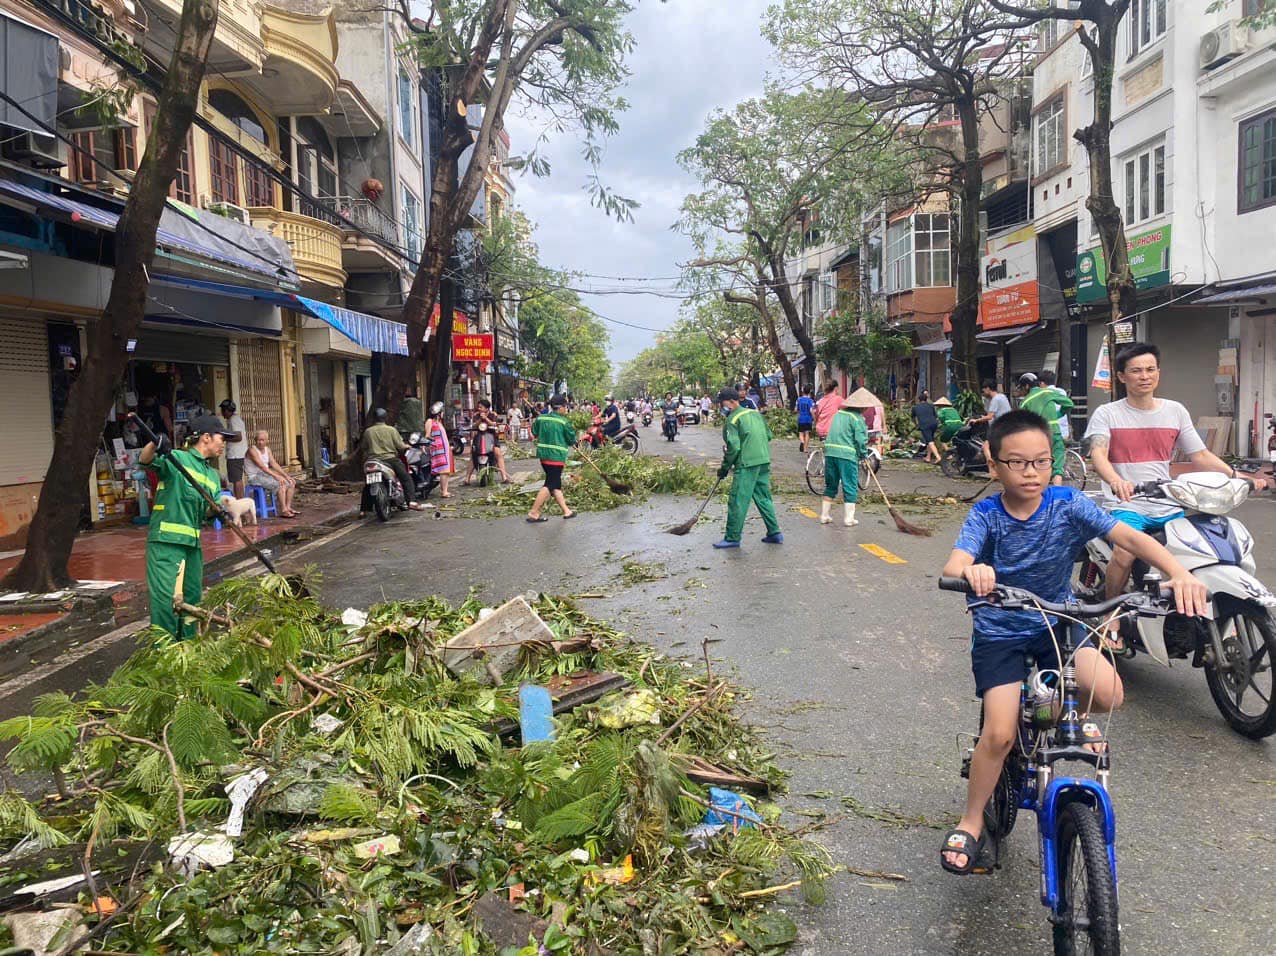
813;381;842;437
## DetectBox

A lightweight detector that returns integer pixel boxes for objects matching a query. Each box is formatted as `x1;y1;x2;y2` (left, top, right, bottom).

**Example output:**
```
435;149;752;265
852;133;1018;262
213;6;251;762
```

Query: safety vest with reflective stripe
825;409;868;462
144;448;219;547
532;413;576;465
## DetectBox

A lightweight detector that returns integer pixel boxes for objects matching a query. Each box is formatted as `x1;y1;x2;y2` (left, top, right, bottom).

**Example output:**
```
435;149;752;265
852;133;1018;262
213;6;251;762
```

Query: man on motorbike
602;395;622;442
661;392;679;440
361;409;425;510
1085;342;1265;648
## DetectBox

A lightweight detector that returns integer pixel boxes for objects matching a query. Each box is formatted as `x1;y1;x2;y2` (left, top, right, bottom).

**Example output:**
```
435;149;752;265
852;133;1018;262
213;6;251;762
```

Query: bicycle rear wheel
1062;449;1088;491
1052;802;1120;956
805;448;826;496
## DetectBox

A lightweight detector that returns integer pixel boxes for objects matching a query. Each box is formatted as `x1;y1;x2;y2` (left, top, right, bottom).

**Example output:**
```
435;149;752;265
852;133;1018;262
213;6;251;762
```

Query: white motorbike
1075;472;1276;738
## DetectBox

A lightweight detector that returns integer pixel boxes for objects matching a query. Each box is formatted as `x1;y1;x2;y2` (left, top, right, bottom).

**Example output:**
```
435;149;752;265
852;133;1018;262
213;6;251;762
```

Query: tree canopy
519;291;612;399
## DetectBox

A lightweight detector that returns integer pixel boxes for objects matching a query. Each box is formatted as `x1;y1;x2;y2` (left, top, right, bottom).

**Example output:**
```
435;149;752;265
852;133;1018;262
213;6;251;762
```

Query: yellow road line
860;543;907;565
798;507;819;519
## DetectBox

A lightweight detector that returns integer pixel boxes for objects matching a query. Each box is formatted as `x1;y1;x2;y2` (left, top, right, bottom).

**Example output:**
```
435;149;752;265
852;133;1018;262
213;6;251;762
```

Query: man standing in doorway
141;415;236;639
219;399;247;499
715;387;782;549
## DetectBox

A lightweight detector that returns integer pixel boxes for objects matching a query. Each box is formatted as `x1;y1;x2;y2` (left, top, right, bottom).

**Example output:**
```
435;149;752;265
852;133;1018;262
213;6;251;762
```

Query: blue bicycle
939;576;1172;955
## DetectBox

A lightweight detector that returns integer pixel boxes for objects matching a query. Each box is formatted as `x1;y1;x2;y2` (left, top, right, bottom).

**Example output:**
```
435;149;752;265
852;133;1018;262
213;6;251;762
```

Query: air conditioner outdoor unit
207;200;251;225
1200;21;1248;71
1;129;65;170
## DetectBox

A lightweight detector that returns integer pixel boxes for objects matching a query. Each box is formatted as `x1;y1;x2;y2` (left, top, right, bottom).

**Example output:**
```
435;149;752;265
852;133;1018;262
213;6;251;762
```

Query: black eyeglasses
995;457;1054;473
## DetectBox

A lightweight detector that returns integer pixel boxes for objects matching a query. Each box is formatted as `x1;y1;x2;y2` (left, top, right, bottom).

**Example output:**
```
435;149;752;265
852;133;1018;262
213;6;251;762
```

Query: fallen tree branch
656;680;729;747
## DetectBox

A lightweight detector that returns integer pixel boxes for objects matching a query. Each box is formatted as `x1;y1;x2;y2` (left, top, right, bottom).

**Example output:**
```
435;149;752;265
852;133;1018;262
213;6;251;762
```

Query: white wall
1031;26;1092;233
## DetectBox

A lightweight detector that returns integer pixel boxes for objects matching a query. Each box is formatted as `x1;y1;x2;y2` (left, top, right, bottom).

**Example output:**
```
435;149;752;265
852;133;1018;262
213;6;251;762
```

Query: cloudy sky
504;0;775;367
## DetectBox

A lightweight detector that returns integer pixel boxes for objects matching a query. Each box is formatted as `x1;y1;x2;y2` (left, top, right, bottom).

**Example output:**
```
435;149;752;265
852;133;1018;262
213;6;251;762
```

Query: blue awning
291;294;409;356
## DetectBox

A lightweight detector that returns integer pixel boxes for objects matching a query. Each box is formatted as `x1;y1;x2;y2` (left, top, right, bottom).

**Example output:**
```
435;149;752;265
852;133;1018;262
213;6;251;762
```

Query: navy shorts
970;626;1091;697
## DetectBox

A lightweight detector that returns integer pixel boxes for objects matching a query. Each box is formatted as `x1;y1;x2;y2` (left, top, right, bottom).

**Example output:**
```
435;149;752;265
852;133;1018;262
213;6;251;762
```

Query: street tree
767;0;1020;392
988;0;1139;324
688;299;771;388
816;307;913;398
518;291;612;398
379;0;639;415
678;88;903;388
3;0;220;592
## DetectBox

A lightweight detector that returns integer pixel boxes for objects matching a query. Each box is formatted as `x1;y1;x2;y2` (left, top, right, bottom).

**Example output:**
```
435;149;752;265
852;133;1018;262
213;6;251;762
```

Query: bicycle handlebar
938;576;1171;617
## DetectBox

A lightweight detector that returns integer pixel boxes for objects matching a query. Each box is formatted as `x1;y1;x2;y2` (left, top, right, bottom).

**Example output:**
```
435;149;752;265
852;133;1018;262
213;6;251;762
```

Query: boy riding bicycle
938;411;1208;874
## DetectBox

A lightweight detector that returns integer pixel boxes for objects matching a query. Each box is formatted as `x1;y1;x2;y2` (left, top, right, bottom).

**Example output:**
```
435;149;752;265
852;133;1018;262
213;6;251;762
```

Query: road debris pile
473;446;722;516
0;576;830;954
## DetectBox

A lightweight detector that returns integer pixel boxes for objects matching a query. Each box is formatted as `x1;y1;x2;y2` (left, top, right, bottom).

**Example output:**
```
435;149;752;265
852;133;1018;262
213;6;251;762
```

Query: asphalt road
303;422;1276;955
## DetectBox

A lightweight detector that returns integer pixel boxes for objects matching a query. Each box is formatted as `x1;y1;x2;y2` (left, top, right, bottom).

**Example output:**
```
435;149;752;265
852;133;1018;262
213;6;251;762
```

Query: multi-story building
0;0;412;546
1030;0;1276;450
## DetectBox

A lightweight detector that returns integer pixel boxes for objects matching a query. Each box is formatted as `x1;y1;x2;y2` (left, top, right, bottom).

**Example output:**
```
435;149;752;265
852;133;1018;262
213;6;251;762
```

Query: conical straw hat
842;387;880;408
933;396;953;406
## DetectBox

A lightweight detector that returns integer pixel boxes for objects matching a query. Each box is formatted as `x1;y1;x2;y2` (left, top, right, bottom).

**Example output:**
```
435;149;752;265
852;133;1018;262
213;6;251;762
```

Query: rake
667;477;724;535
866;466;932;537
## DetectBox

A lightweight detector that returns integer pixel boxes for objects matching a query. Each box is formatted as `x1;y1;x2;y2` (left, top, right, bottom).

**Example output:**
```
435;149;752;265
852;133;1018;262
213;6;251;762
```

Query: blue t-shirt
796;396;815;423
953;486;1117;640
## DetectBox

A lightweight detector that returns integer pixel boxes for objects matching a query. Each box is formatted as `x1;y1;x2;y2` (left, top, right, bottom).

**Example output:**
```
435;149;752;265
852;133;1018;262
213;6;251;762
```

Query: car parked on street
678;397;701;425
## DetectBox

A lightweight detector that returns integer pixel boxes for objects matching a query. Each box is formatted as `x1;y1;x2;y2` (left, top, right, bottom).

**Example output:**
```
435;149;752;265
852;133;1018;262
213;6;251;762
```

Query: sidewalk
0;489;358;647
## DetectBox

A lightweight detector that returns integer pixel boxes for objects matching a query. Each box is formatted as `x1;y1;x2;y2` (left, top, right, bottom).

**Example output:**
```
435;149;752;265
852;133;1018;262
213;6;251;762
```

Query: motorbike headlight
1164;474;1250;515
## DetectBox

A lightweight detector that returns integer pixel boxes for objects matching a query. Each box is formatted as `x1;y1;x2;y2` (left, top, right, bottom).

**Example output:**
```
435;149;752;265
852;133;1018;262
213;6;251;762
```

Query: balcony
139;0;264;76
238;4;338;115
248;206;346;291
313;197;404;274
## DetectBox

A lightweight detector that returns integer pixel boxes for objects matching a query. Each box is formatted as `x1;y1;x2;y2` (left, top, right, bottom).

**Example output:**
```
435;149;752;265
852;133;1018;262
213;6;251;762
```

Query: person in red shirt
813;381;842;438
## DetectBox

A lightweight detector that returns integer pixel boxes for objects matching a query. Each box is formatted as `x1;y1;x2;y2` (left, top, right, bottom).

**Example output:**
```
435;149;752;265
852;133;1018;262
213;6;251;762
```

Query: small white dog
221;495;258;527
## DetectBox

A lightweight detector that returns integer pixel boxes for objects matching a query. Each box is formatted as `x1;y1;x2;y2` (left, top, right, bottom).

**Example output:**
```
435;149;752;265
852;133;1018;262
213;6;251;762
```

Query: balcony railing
248;206;346;289
313;196;399;246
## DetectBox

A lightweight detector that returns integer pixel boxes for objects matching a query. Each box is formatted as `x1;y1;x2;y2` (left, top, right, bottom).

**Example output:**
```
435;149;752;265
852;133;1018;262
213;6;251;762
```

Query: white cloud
504;0;774;369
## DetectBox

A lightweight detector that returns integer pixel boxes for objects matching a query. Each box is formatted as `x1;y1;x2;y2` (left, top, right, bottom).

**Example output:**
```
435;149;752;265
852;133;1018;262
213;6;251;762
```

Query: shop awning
977;321;1044;345
1194;282;1276;305
0;176;296;283
291;295;409;356
915;339;952;351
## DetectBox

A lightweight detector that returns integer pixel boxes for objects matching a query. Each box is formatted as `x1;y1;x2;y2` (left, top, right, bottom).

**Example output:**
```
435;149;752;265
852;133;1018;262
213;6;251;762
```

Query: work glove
154;434;172;457
717;465;730;480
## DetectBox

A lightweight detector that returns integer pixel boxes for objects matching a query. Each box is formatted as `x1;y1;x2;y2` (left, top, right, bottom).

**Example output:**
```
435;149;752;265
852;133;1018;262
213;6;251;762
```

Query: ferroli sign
452;333;494;363
1075;224;1172;305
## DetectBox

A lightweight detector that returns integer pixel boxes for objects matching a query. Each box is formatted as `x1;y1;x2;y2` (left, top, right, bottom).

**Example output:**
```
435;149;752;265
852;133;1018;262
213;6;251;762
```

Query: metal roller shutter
133;329;230;365
1007;325;1059;379
236;338;285;445
0;317;53;485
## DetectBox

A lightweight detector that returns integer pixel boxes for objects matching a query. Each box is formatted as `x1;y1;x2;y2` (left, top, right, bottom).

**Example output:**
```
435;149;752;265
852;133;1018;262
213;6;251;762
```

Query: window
209;140;239;205
885;217;912;293
1122;142;1167;225
1239;107;1276;214
398;67;415;149
1040;18;1059;51
1035;95;1066;176
913;213;952;287
1127;0;1167;58
68;129;136;183
143;103;193;203
401;186;421;262
1243;0;1268;17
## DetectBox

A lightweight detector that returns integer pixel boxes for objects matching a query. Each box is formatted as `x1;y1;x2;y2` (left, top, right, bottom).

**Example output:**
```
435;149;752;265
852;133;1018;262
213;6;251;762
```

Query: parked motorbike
662;406;679;443
939;421;989;478
1075;472;1276;738
471;421;498;487
402;432;439;501
362;459;409;522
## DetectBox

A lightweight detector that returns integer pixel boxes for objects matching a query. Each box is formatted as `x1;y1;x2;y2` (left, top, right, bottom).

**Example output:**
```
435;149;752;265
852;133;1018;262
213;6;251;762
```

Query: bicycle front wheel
805;448;826;495
1052;802;1120;956
1062;449;1088;491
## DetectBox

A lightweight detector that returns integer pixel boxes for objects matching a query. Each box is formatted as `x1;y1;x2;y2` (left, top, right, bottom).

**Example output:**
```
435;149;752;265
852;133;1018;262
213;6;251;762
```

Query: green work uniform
144;448;220;639
1020;386;1074;477
718;406;779;542
937;406;963;442
532;413;576;466
824;408;868;503
396;397;424;435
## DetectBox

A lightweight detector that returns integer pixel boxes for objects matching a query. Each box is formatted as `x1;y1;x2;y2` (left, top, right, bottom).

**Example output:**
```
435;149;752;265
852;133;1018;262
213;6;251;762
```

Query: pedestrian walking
714;386;781;549
426;401;455;498
527;394;577;522
913;389;941;464
813;380;841;437
219;399;247;498
796;384;816;453
141;415;237;639
821;389;873;527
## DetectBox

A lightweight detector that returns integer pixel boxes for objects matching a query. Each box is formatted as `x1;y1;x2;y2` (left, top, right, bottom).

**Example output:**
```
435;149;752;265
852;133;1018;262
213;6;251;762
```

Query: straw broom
866;466;931;536
576;449;632;496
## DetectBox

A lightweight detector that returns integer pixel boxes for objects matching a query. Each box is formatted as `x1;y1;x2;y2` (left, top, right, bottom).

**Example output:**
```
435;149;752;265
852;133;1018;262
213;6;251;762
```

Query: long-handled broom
866;466;932;537
667;477;724;536
576;449;632;496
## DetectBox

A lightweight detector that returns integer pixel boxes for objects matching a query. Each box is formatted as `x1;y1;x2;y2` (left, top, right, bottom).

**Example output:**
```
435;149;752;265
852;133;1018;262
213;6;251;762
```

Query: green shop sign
1075;225;1172;305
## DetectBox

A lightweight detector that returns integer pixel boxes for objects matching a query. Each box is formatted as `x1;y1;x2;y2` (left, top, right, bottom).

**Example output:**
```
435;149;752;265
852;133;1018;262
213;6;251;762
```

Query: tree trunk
766;249;818;371
949;93;983;394
2;0;219;593
1078;7;1137;326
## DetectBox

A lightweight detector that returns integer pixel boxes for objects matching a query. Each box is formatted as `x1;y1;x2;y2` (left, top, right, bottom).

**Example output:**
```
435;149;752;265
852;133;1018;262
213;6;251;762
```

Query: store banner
429;304;469;335
1092;341;1112;391
452;333;495;363
979;224;1039;330
1076;225;1172;305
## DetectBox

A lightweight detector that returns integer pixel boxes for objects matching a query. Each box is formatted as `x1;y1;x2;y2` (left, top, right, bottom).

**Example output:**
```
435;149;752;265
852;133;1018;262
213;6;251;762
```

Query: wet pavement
5;426;1274;953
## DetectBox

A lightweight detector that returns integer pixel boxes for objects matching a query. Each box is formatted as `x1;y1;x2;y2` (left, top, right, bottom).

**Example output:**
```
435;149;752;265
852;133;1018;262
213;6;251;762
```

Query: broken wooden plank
443;597;555;684
673;754;772;795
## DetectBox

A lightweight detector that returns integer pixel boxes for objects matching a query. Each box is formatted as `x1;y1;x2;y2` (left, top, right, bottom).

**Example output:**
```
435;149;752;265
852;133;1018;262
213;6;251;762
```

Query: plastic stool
247;485;278;519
